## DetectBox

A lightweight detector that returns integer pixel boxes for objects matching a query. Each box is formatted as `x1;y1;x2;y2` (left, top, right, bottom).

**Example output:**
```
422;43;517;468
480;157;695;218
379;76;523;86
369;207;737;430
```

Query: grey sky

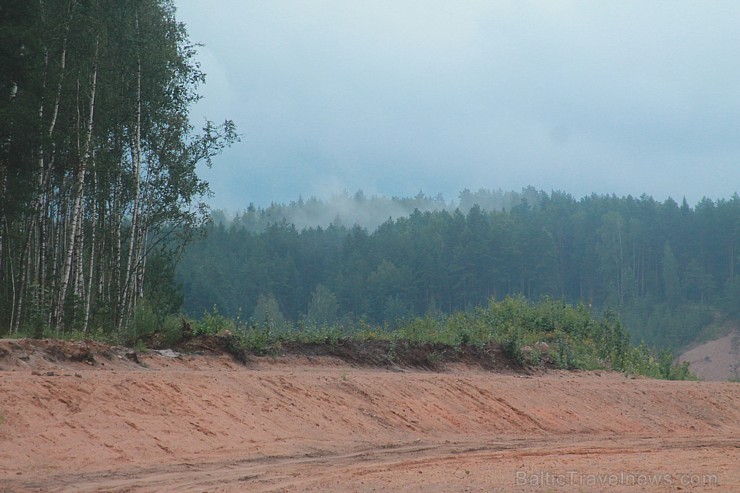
176;0;740;210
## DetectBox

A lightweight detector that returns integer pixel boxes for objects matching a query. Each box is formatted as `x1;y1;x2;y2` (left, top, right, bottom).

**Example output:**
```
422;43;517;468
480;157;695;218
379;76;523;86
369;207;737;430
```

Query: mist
217;187;598;232
177;0;740;210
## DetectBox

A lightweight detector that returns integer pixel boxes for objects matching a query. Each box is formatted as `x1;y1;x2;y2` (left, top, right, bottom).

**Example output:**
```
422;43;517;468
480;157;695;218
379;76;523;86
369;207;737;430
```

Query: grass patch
205;296;695;379
28;296;696;380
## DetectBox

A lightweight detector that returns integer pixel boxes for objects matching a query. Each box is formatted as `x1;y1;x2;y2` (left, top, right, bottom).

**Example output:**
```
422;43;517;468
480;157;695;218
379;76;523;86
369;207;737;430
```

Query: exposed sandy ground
1;339;738;492
678;331;739;381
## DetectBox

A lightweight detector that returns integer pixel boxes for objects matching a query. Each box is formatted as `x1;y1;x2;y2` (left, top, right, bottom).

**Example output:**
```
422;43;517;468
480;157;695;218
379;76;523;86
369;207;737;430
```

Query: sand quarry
0;338;738;492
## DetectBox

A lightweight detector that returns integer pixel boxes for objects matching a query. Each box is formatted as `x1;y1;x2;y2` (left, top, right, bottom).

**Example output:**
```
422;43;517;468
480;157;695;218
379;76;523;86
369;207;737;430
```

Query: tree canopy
0;0;237;337
179;190;739;350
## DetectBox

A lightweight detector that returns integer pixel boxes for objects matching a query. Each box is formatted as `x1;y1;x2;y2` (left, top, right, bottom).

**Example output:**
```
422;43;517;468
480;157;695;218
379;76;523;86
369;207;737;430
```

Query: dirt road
1;339;738;492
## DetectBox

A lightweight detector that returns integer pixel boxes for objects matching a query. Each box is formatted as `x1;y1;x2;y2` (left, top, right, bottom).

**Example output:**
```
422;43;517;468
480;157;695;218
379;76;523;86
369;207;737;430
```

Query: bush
131;299;159;343
65;294;696;380
195;305;232;336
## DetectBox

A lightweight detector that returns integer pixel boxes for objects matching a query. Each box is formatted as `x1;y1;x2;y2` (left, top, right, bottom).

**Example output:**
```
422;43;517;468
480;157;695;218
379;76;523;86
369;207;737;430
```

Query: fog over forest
182;188;740;352
217;187;578;232
213;186;731;234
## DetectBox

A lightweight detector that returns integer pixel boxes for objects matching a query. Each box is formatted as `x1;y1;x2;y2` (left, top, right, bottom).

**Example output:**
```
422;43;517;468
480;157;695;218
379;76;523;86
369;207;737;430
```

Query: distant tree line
0;0;236;336
179;190;739;350
216;186;545;233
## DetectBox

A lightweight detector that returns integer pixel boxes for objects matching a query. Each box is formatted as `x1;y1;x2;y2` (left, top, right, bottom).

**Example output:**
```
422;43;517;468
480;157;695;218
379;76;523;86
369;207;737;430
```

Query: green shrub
131;299;159;342
241;325;273;354
195;305;232;336
53;294;695;380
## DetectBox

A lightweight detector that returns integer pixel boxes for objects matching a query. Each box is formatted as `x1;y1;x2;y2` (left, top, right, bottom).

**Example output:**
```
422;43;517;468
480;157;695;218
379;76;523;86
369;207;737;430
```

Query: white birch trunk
56;39;98;331
119;17;143;332
83;168;97;332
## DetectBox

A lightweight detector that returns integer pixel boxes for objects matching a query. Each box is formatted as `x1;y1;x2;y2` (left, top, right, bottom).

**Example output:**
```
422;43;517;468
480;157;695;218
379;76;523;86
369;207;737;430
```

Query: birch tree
1;0;237;337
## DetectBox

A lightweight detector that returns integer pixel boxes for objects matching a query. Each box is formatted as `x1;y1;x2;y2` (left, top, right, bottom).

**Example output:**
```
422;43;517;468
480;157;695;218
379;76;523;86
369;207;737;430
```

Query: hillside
678;330;740;381
1;339;738;492
179;191;740;353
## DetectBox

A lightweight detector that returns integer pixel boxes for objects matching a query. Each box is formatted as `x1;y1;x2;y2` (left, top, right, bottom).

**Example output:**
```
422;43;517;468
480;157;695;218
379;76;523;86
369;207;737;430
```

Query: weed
196;305;232;336
426;350;444;366
34;295;698;380
387;338;398;363
241;326;273;355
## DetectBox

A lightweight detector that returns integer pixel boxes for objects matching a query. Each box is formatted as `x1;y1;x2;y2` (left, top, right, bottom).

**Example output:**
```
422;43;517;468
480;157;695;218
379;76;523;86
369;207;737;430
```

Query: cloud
177;0;740;209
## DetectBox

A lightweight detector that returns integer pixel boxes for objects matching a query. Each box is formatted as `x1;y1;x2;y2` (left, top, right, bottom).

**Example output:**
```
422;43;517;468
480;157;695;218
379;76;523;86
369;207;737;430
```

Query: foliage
306;284;339;326
198;296;695;380
0;0;236;337
129;300;160;344
229;326;274;356
195;305;232;336
6;292;696;380
252;293;288;331
178;191;739;352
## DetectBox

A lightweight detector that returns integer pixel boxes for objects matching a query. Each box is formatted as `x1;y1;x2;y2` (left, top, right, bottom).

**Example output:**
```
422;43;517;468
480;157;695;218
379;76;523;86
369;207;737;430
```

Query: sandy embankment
0;338;738;492
678;330;739;381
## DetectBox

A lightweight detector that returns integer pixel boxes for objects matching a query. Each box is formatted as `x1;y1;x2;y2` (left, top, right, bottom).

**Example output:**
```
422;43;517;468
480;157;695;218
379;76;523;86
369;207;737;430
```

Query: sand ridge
0;339;738;492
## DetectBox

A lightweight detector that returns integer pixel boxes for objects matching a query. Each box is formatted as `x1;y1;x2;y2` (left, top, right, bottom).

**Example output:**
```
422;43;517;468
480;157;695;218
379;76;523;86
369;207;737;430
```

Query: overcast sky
175;0;740;211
